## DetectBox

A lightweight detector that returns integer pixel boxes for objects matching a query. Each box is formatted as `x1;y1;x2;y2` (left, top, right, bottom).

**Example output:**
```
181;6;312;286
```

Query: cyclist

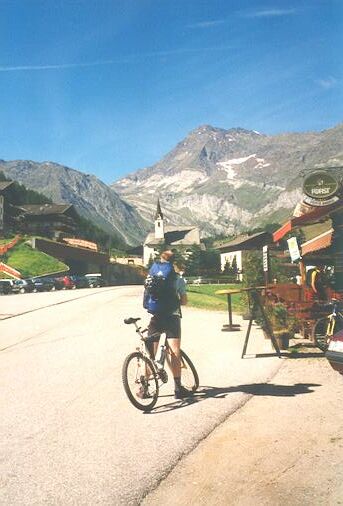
146;250;192;399
310;264;328;301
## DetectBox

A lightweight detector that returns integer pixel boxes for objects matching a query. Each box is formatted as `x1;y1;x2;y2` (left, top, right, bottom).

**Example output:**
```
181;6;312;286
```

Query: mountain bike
122;317;199;411
312;299;343;351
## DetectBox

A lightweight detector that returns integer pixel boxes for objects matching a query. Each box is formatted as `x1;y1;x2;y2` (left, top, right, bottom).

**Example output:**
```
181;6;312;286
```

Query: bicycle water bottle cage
124;317;141;324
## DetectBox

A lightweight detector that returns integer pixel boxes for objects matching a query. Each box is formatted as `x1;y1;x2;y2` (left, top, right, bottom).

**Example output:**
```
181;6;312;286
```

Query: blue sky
0;0;342;182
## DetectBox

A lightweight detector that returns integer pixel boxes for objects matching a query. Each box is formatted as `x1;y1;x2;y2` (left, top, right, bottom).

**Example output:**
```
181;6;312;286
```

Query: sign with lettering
263;245;269;272
303;170;339;201
287;236;301;262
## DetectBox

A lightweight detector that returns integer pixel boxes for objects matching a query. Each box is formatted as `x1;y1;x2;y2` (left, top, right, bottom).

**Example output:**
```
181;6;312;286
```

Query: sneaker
174;386;193;399
136;386;151;399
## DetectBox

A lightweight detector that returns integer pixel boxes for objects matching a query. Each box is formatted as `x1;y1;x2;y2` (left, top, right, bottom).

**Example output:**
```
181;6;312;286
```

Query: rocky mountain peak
112;122;343;238
0;159;148;245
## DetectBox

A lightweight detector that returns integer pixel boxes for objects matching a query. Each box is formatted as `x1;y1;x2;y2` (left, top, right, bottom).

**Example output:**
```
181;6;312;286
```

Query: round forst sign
303;170;339;200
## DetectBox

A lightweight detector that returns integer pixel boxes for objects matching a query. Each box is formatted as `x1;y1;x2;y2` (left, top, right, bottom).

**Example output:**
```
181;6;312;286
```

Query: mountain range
112;123;343;238
0;160;148;245
1;123;342;245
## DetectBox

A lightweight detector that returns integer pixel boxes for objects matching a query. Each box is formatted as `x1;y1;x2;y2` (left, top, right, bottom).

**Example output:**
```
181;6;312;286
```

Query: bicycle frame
122;317;199;410
132;320;169;380
326;303;343;337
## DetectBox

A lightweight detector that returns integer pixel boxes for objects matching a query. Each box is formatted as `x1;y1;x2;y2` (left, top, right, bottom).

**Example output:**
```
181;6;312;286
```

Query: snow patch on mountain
216;154;280;190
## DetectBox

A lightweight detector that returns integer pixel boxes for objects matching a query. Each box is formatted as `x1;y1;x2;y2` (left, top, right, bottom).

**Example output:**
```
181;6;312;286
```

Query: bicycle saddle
124;317;141;324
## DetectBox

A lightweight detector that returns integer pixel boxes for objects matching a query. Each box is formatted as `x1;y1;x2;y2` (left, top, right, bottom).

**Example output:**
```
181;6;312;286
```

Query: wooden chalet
17;204;78;239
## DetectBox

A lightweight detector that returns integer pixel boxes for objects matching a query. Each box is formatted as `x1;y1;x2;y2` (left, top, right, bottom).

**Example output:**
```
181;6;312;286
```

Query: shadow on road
148;382;321;414
243;351;325;359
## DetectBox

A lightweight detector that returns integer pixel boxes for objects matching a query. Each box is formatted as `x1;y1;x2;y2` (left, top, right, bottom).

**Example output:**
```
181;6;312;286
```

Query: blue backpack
143;261;179;315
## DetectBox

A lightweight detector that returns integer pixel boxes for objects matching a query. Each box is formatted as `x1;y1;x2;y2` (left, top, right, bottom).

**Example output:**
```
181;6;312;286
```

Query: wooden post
331;211;343;293
299;260;306;301
241;289;281;358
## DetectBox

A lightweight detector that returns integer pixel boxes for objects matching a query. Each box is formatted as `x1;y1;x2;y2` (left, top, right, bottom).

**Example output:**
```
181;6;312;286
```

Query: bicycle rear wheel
180;350;199;392
122;352;159;411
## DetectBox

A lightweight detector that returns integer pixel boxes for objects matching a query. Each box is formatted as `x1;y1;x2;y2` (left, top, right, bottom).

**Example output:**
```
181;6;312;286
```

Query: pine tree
231;255;238;275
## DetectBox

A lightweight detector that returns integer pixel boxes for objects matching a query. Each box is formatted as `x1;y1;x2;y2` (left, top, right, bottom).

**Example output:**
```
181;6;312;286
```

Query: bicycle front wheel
122;352;159;411
180;350;199;392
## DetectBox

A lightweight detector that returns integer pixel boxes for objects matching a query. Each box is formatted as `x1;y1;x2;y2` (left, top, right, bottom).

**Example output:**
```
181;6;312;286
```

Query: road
1;286;282;505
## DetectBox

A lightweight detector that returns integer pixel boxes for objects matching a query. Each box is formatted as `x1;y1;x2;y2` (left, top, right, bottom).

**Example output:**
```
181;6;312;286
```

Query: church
143;199;201;266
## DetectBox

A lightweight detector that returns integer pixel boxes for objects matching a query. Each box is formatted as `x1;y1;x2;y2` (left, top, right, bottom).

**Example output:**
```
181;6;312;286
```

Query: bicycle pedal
158;369;168;383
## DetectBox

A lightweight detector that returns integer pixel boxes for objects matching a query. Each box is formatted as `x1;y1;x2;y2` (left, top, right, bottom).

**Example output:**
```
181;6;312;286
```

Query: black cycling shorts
147;314;181;341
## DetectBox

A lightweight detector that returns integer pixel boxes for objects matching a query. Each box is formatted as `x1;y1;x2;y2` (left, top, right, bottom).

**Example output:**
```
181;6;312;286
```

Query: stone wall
105;262;146;285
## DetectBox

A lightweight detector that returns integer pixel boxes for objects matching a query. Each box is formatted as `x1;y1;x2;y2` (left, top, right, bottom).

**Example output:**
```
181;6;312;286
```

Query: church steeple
155;198;163;220
154;198;164;239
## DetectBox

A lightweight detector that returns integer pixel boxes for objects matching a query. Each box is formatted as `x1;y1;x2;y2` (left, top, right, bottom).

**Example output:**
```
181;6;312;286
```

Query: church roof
154;198;163;220
144;225;200;247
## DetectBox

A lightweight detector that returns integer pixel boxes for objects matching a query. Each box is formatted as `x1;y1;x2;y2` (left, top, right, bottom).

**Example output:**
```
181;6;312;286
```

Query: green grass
0;271;12;279
0;235;16;245
187;283;246;313
6;240;68;277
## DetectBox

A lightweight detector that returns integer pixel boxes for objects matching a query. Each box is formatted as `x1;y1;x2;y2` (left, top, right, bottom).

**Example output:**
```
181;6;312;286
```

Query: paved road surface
1;286;282;505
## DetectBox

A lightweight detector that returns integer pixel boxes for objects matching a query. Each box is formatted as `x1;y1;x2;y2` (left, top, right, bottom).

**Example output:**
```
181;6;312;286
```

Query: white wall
143;245;158;266
220;250;243;281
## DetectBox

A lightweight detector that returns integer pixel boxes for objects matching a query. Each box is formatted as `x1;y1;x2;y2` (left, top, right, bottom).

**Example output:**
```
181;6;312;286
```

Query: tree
184;245;220;276
223;260;232;275
242;251;264;287
185;245;201;276
231;255;238;275
200;248;220;275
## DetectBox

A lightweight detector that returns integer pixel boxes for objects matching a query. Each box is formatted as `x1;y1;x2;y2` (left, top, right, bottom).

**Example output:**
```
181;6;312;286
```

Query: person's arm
311;270;317;294
180;293;188;306
178;277;187;305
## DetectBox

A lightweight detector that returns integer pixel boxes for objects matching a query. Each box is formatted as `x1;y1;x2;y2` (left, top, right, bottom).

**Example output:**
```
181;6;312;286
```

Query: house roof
301;229;333;256
273;198;343;243
144;225;200;247
216;231;272;253
0;181;14;192
18;204;74;216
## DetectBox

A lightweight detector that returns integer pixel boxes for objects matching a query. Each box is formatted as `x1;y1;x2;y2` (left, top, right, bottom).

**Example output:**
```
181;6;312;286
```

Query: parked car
70;275;89;288
29;277;56;292
0;279;13;295
11;279;36;294
54;275;76;290
326;329;343;376
85;274;104;288
48;277;65;290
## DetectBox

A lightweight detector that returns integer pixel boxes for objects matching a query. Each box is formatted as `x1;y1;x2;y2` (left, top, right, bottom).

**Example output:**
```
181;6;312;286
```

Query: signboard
263;245;269;272
287;237;301;262
0;195;4;231
303;170;339;206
